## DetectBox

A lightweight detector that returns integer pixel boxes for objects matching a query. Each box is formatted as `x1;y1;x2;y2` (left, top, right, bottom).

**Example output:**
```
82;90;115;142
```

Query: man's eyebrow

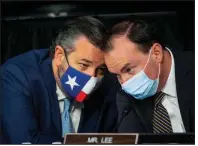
121;63;131;72
79;59;93;64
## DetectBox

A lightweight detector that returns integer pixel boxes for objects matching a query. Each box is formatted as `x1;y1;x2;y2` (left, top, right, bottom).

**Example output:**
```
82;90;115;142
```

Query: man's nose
86;68;96;77
119;75;131;84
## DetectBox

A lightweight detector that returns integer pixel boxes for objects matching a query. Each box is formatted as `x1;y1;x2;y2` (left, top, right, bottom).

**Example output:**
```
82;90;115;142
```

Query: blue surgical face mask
121;49;160;100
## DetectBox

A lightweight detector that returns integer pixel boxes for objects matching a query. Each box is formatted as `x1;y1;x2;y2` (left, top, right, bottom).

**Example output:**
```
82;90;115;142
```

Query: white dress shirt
56;84;83;133
161;47;186;133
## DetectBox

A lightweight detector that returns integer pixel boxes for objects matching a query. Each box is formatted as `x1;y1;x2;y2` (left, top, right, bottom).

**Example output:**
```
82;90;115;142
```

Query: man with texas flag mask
0;16;116;144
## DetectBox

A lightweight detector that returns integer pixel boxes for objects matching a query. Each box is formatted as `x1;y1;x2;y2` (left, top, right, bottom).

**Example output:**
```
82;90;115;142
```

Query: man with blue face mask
0;16;116;144
104;20;194;134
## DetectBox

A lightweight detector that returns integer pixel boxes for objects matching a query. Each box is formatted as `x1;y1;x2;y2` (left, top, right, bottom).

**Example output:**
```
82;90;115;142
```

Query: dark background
1;1;195;65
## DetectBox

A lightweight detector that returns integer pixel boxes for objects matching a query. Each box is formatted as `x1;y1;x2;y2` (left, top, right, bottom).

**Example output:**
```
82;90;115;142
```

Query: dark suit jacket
0;49;117;144
115;49;195;133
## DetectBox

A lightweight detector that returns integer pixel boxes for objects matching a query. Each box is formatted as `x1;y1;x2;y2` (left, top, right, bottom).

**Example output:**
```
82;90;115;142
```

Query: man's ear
152;43;163;63
54;45;65;67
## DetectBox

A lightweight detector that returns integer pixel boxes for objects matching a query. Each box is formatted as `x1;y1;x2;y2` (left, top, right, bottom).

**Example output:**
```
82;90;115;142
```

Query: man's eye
126;68;131;72
79;63;88;70
126;68;134;74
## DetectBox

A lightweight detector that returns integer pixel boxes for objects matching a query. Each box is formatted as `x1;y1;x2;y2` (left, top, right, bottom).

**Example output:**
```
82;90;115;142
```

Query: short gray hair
50;16;107;57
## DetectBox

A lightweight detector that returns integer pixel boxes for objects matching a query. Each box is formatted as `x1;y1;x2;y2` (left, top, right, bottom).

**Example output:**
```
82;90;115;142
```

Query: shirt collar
56;84;84;108
161;47;177;97
56;84;67;101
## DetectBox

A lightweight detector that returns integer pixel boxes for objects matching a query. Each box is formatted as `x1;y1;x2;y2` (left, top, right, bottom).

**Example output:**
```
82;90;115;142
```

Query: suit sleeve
0;64;61;144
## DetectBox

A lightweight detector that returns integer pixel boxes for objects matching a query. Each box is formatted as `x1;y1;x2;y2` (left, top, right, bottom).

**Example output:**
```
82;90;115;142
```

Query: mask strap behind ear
143;49;152;70
63;48;70;66
143;48;161;79
58;48;70;79
58;68;61;79
157;63;161;78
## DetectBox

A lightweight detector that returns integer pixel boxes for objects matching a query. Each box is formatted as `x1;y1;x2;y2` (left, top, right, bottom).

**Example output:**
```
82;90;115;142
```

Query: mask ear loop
143;49;152;70
121;49;153;85
63;49;70;66
58;48;70;79
157;63;161;78
143;49;161;79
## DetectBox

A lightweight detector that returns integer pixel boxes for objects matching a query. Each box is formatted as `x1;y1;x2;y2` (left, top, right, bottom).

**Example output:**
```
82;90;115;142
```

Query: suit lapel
40;57;62;136
77;107;85;132
77;85;106;132
173;50;194;132
132;95;154;132
117;90;154;132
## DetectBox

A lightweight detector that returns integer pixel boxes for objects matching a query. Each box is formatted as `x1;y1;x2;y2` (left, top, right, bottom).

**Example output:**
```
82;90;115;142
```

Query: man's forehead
74;36;104;64
105;53;129;72
75;36;94;49
104;37;142;72
111;36;139;52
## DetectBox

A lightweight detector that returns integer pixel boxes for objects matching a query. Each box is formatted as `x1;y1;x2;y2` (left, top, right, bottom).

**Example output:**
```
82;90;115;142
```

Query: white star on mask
65;75;80;90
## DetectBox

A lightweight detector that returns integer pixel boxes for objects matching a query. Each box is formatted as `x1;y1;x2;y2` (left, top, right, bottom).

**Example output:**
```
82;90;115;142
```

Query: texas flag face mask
60;66;99;103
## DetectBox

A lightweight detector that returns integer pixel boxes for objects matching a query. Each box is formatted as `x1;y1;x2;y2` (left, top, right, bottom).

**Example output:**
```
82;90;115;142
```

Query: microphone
113;105;132;132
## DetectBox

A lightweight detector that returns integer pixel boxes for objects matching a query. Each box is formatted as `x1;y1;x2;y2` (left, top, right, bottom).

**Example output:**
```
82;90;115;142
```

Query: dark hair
50;16;107;57
105;19;166;53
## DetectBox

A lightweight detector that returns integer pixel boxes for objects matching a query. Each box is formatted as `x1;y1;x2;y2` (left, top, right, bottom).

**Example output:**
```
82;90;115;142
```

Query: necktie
152;92;173;133
61;98;74;137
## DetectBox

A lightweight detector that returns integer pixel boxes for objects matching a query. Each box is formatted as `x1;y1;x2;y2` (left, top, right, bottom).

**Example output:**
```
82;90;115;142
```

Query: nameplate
64;133;139;144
